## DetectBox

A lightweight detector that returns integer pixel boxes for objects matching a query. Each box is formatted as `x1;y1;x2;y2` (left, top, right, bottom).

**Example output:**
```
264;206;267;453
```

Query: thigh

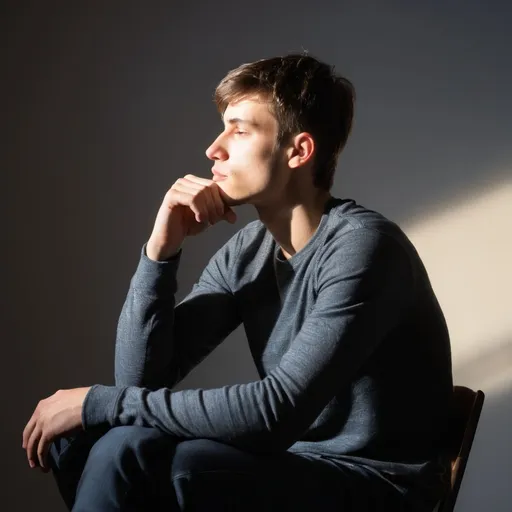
171;439;407;511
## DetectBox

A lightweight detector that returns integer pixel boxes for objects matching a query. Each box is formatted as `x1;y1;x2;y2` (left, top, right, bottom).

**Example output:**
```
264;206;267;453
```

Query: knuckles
172;178;207;194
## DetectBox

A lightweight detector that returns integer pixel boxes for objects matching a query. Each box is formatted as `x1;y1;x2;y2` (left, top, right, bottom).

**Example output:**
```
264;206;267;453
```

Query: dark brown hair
214;53;355;190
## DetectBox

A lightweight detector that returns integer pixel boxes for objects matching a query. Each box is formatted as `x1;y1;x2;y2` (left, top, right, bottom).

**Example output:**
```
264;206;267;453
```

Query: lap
50;426;407;511
171;438;407;511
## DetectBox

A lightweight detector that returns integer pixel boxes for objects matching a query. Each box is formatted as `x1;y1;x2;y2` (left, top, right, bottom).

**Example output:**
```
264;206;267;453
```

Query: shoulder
318;198;418;278
323;198;415;255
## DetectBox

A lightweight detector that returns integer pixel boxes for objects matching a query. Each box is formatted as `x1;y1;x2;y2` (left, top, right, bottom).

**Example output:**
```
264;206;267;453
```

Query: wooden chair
434;386;485;512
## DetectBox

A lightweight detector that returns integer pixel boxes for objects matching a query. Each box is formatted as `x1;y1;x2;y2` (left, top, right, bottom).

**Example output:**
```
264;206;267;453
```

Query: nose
205;133;228;161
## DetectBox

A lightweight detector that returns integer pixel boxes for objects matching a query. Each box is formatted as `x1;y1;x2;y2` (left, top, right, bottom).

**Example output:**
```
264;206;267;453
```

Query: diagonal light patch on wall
404;178;512;393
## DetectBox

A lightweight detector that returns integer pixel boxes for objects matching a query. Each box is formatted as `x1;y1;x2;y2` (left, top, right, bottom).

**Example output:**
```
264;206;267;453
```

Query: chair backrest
437;385;485;512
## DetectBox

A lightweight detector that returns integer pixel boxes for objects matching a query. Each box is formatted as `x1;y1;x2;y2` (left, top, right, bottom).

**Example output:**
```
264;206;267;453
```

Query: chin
215;181;247;206
217;176;271;206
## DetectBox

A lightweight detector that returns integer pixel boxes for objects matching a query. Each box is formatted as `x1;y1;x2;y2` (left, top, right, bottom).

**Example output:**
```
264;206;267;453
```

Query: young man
23;54;453;511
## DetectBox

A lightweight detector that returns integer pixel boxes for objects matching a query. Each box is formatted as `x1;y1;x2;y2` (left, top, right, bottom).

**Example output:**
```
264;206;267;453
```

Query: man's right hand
146;174;237;261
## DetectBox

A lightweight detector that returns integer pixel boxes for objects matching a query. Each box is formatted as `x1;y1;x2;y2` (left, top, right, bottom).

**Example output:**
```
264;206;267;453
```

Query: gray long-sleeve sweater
83;197;453;505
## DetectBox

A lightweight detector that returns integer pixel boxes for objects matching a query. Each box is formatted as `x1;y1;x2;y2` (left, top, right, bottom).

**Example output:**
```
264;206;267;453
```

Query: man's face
205;96;288;206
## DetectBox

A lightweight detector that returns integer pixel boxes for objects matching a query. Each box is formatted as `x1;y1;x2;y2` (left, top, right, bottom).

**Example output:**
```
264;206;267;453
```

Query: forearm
83;373;306;455
115;235;242;389
114;244;182;389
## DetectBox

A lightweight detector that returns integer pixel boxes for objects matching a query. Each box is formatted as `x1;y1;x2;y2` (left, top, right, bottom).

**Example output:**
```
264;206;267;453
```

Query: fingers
209;182;236;223
172;182;207;223
171;175;230;226
22;414;36;450
26;426;51;472
184;175;236;222
183;174;234;223
192;181;219;224
180;175;223;224
26;423;41;469
204;185;224;222
22;409;39;467
23;401;50;472
37;434;51;471
182;174;215;187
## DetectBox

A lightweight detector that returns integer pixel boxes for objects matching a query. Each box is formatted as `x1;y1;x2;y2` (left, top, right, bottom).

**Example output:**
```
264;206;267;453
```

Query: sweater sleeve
113;234;242;391
84;228;413;453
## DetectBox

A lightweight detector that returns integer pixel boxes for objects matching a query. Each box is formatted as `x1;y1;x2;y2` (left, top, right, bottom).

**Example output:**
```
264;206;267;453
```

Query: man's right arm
114;174;239;390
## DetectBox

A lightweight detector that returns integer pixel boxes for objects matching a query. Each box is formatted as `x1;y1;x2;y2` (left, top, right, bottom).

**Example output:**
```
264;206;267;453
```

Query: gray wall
3;1;511;510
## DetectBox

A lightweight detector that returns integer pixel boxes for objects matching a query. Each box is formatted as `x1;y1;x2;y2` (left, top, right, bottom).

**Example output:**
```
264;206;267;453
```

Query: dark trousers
49;425;410;511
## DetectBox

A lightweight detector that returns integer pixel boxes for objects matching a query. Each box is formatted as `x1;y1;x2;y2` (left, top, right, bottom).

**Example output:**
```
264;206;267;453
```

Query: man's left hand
22;387;91;472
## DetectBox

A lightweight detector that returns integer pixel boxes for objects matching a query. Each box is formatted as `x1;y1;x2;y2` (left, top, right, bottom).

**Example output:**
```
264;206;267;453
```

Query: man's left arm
82;228;414;454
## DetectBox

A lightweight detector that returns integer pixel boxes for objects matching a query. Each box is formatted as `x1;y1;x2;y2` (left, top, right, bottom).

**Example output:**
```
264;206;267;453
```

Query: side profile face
205;95;290;206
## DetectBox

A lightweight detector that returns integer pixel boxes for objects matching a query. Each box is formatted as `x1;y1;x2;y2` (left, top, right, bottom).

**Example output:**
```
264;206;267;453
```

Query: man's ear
287;132;315;169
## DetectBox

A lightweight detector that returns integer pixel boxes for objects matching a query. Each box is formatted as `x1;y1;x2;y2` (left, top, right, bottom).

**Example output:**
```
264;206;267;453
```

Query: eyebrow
224;117;260;128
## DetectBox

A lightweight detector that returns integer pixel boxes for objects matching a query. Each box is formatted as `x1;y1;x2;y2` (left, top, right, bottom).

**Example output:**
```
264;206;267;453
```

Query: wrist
146;238;182;261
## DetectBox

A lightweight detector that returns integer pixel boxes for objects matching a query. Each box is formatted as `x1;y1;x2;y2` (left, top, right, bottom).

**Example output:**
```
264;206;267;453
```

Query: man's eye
235;130;247;135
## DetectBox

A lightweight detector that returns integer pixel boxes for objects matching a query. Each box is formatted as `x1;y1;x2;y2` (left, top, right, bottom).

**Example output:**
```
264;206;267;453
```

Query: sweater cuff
82;384;125;430
129;243;182;297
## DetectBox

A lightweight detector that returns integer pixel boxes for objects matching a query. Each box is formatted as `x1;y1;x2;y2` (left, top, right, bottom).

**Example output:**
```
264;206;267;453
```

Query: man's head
206;53;355;205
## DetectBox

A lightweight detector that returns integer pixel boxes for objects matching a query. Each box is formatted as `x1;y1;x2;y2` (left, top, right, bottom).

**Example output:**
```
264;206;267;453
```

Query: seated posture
23;53;453;511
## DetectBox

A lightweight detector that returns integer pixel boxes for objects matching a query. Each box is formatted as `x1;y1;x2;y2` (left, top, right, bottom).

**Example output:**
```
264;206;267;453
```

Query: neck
255;189;332;260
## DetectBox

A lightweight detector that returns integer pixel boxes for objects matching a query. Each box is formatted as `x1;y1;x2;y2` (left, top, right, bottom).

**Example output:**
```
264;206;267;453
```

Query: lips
212;168;228;181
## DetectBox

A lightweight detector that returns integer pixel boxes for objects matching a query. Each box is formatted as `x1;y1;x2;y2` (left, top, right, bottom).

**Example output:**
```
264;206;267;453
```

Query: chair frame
436;386;485;512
